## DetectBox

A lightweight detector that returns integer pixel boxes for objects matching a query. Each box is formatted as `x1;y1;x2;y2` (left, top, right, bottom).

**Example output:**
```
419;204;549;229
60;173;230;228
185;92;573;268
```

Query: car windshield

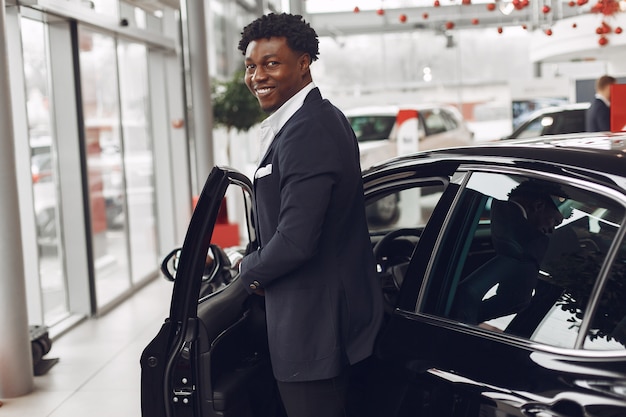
348;115;396;142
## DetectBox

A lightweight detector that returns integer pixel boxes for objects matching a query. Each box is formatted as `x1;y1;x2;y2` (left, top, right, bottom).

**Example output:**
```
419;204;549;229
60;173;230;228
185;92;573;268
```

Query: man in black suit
237;13;384;417
586;75;616;132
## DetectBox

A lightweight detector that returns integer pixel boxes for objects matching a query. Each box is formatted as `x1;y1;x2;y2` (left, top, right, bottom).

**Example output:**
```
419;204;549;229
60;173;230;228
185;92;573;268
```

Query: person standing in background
237;13;384;417
586;75;617;132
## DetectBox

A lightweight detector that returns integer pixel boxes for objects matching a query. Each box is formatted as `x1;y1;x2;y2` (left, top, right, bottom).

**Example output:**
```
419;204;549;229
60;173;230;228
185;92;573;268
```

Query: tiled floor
0;278;172;417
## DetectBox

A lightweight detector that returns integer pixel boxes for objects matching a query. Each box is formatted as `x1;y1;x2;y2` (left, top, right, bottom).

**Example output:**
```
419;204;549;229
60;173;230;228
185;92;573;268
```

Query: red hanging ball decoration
616;27;623;34
522;24;528;30
399;14;407;23
445;21;455;30
434;0;441;6
596;26;604;34
542;5;551;13
462;0;472;4
568;0;576;5
572;22;578;28
545;28;553;35
591;0;620;16
599;36;609;46
602;21;612;33
487;3;496;10
423;12;429;19
353;6;360;13
497;26;504;33
472;18;480;25
577;0;588;5
376;8;385;15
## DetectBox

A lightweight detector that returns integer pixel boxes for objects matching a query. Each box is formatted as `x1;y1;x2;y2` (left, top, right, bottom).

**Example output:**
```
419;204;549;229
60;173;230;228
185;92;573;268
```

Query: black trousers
276;370;349;417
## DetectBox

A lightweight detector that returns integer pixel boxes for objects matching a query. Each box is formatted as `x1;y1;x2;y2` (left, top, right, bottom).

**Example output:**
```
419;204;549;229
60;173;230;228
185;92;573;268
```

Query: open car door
140;167;283;417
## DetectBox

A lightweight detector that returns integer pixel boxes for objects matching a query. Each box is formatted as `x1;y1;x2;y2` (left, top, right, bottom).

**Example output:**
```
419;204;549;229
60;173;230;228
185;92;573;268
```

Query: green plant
212;70;265;132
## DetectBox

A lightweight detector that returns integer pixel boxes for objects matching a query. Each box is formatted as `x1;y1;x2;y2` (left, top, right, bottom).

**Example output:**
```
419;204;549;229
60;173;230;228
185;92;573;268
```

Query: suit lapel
256;88;323;174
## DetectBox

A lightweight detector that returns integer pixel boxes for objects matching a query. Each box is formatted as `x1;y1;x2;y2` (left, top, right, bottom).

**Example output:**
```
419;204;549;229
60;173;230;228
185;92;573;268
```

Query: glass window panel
348;115;396;142
532;197;623;348
516;119;544;139
584;240;626;350
78;27;131;307
430;172;624;349
117;40;158;283
366;183;446;233
422;109;448;135
21;17;70;326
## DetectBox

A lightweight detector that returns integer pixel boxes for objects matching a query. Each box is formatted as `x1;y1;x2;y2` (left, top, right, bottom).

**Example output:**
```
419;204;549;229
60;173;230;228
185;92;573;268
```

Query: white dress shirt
257;82;316;163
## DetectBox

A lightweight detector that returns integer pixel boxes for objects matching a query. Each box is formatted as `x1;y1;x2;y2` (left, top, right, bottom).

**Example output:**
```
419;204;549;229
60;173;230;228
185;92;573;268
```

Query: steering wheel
199;244;238;299
373;228;421;313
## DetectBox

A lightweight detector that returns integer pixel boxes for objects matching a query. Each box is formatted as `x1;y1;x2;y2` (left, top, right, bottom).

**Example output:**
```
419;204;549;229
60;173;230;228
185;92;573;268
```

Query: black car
141;133;626;417
505;103;590;140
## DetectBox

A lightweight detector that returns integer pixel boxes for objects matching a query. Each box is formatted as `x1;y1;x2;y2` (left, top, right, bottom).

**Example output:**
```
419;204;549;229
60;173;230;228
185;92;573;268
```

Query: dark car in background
141;133;626;417
505;103;590;140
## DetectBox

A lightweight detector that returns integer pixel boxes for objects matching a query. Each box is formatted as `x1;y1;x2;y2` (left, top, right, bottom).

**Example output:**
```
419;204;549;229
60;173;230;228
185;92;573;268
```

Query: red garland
591;0;620;16
348;0;622;47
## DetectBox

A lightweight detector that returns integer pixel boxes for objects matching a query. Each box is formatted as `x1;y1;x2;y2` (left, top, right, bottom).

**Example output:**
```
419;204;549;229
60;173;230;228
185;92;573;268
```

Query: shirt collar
262;82;316;136
595;93;610;107
258;82;316;160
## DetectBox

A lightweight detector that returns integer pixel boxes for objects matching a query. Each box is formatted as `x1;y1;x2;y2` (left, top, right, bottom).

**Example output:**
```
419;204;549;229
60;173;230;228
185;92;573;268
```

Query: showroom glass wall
7;1;188;332
77;28;158;308
20;17;69;326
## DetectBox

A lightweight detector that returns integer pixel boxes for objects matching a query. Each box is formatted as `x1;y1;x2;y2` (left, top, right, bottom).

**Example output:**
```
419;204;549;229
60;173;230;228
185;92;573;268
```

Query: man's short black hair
508;179;568;208
238;13;319;61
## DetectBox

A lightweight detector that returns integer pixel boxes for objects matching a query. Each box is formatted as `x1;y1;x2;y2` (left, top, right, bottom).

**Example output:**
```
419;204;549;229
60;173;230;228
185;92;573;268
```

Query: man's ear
299;53;311;73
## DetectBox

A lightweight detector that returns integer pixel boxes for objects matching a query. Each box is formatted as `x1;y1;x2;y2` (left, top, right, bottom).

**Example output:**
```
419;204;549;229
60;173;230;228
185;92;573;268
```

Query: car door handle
521;403;577;417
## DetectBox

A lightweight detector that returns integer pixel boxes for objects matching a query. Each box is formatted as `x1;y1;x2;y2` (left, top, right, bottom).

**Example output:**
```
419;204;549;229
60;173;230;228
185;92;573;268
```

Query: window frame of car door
362;159;468;313
169;168;256;315
142;167;257;417
409;164;626;352
372;163;626;417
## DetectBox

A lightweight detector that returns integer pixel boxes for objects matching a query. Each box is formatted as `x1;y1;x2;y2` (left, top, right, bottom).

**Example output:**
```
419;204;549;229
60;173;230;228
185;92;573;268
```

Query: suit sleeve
239;120;338;292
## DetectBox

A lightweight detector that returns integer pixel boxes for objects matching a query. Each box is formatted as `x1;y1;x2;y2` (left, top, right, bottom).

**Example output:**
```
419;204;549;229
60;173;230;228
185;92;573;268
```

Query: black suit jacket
585;97;611;132
240;88;384;382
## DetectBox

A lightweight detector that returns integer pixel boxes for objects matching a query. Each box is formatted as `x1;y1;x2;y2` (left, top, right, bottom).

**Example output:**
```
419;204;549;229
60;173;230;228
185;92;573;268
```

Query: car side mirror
161;248;182;282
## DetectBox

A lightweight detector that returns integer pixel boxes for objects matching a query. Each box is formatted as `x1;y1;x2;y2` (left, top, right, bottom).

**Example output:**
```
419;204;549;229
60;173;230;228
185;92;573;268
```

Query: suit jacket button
250;281;260;290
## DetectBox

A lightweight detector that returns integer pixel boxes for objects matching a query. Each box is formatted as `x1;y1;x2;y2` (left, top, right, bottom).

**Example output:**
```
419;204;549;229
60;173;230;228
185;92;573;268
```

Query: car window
420;171;625;350
516;117;546;139
366;182;447;234
421;109;448;135
195;184;255;298
547;110;586;135
348;115;396;142
583;239;626;350
440;109;459;130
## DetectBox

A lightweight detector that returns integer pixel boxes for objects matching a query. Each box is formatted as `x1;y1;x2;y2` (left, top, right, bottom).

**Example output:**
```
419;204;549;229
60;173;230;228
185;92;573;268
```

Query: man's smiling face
244;36;311;113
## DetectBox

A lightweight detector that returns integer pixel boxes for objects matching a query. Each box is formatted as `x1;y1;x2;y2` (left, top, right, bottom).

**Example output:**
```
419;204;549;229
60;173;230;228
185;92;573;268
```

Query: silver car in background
344;104;474;170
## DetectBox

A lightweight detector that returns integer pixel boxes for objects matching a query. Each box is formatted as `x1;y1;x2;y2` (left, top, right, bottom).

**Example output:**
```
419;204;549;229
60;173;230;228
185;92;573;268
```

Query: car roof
365;132;626;186
343;104;457;117
522;102;591;119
